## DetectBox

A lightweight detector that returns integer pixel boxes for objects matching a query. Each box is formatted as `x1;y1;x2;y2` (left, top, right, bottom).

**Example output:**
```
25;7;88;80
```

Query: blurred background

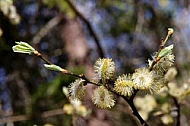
0;0;190;125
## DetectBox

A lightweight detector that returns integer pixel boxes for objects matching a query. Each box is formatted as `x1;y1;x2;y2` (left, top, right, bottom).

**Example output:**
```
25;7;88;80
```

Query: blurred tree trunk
60;16;112;126
61;17;88;66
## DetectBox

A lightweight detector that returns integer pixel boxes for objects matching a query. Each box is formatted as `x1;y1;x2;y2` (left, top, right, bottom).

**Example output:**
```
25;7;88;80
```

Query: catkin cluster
68;45;174;108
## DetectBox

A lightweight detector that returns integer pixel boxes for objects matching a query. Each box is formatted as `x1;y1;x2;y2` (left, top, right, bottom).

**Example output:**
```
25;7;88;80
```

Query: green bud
12;41;35;55
44;64;63;72
158;44;173;58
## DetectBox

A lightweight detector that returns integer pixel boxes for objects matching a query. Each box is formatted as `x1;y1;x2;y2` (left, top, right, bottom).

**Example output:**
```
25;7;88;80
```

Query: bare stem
34;50;100;86
172;96;180;126
149;28;173;71
122;96;149;126
33;50;53;65
65;72;101;86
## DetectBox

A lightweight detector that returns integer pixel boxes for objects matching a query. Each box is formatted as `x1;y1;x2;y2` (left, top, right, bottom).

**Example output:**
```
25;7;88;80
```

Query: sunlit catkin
92;86;115;108
68;79;86;100
114;74;136;97
94;58;115;84
132;67;154;90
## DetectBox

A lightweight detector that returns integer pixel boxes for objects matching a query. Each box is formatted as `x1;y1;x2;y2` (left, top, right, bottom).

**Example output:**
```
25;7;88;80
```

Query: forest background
1;0;190;126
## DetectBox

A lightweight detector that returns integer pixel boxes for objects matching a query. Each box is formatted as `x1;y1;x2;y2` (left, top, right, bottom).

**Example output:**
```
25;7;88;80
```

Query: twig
122;96;149;126
33;50;100;86
149;28;174;71
33;50;53;65
66;72;101;86
33;42;149;125
31;15;63;45
31;27;173;126
172;96;180;126
0;108;64;124
65;0;105;58
123;28;174;125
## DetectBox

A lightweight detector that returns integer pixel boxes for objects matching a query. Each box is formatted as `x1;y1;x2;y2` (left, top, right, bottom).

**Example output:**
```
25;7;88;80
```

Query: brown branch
65;0;105;58
172;96;180;126
34;44;149;125
34;50;100;86
31;15;63;46
122;96;149;126
123;28;174;126
0;108;64;124
65;72;101;86
149;28;173;71
33;50;53;65
30;25;173;126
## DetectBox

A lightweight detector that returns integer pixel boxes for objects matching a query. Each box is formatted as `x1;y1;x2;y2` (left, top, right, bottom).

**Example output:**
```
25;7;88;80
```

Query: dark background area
1;0;190;125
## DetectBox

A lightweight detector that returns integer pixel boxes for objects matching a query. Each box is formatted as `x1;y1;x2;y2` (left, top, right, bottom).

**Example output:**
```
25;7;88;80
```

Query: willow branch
33;50;53;65
33;50;100;86
65;72;101;86
149;28;174;71
0;108;64;124
65;0;105;58
172;96;180;126
32;51;147;126
122;96;148;126
121;28;174;126
34;49;148;126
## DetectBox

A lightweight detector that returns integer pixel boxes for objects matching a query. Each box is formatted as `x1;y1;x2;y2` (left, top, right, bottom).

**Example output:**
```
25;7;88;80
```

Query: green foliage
98;0;136;35
42;0;75;18
28;75;71;125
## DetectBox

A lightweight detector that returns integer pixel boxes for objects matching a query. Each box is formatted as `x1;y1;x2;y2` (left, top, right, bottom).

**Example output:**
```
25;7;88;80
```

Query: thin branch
123;28;174;126
33;50;100;86
27;28;173;126
130;89;139;100
34;48;148;125
65;72;101;86
65;0;105;58
0;108;64;124
34;28;173;126
34;47;149;125
149;28;174;71
34;50;53;65
31;15;63;45
172;96;180;126
122;96;148;126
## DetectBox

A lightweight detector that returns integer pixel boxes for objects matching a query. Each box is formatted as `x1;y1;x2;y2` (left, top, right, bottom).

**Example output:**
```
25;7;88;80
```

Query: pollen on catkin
153;54;175;75
68;79;86;100
132;67;154;91
94;58;115;83
114;74;136;97
150;72;166;94
92;86;115;109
